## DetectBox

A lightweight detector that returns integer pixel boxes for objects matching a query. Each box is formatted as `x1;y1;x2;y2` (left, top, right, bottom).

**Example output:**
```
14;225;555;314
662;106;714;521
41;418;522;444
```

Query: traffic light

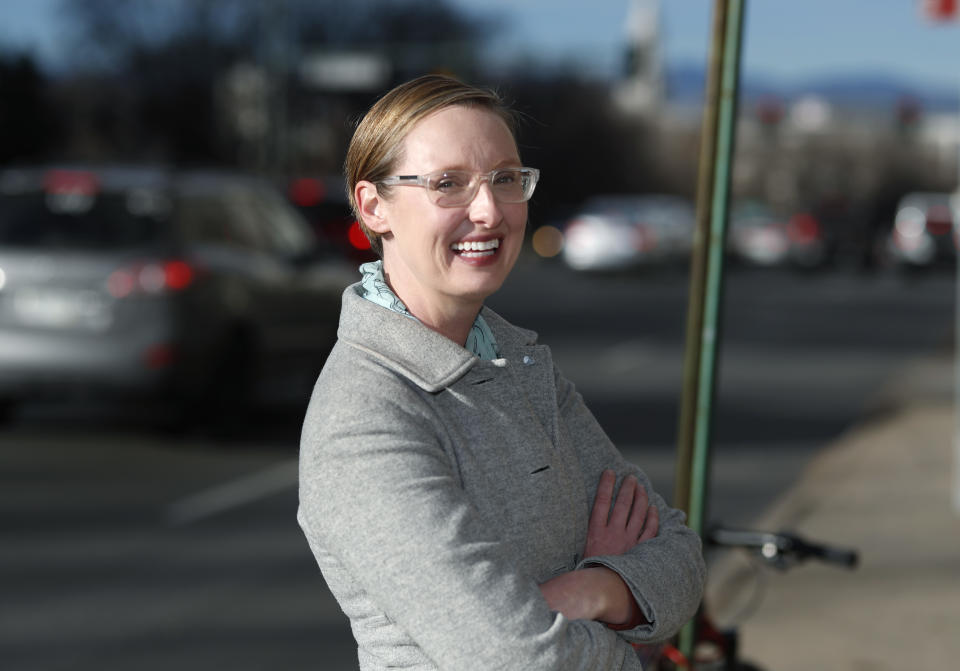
921;0;958;21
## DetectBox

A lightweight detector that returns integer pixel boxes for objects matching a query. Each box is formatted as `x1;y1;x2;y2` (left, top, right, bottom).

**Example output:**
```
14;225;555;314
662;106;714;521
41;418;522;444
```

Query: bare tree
55;0;498;168
0;54;62;163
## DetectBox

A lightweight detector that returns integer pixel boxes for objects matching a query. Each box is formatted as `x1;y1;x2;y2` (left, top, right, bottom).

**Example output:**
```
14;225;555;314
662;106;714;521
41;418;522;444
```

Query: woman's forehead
400;106;519;170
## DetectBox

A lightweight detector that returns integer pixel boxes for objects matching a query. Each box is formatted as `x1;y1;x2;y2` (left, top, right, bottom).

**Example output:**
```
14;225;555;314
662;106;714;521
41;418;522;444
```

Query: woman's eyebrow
433;161;523;172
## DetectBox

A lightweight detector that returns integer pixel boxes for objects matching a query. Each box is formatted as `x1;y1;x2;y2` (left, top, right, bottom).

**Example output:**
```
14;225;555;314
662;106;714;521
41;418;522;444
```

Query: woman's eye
433;174;466;192
494;171;519;186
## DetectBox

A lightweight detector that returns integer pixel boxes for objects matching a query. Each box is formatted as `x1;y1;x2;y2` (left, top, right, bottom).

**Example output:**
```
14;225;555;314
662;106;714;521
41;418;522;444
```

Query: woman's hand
538;470;660;625
539;566;637;624
584;469;659;559
540;567;613;620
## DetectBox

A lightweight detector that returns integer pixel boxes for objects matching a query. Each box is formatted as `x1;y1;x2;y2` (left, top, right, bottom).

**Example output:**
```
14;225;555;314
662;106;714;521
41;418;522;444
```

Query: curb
704;350;955;623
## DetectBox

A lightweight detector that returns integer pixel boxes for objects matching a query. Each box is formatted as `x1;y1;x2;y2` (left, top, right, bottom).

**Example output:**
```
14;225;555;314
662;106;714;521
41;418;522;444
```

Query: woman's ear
355;181;390;235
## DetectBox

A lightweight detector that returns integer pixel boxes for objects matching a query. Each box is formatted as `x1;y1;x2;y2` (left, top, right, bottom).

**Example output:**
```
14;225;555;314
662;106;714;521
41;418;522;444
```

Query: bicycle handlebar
706;527;859;569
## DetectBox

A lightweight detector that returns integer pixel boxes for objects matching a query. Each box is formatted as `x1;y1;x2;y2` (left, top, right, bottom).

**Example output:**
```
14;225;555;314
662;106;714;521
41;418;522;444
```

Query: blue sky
2;0;959;91
452;0;960;90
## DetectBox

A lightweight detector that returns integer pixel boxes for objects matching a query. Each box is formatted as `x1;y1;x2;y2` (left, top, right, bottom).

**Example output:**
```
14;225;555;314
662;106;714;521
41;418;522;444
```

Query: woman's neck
403;296;480;346
381;269;480;346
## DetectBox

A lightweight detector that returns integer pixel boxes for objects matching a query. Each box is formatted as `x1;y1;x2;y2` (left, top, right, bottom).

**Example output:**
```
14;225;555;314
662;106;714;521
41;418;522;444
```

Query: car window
176;195;236;245
180;180;317;258
0;190;170;250
243;189;317;258
222;189;272;252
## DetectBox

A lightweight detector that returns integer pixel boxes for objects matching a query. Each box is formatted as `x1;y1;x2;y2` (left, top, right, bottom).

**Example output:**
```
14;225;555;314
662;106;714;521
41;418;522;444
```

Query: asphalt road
2;258;954;670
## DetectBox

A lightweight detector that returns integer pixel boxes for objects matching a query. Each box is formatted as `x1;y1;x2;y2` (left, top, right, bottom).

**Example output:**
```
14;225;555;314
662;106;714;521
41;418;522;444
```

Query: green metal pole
676;0;746;663
688;0;745;536
674;0;728;523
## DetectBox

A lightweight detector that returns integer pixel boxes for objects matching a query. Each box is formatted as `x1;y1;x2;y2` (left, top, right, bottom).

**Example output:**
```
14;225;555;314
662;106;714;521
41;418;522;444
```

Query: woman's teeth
451;239;500;257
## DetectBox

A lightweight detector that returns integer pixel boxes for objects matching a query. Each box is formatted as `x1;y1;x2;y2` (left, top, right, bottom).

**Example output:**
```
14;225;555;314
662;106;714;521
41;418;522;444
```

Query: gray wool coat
298;284;705;671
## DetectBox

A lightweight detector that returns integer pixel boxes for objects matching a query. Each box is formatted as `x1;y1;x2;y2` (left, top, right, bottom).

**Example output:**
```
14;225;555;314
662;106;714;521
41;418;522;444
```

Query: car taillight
925;205;952;236
107;260;196;298
143;343;176;369
43;169;100;196
163;260;194;289
347;220;372;250
788;213;820;243
43;169;101;214
289;177;326;207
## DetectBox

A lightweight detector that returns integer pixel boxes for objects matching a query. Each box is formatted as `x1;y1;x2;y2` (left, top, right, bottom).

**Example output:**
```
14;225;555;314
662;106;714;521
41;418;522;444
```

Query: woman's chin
446;270;509;304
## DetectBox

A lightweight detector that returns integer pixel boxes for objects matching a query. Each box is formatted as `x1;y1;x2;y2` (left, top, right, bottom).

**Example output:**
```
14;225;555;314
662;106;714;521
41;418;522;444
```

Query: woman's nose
468;180;503;226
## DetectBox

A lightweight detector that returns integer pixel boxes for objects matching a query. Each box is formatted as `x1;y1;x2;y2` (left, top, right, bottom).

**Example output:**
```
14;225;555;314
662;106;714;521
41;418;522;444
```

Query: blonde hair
344;74;518;257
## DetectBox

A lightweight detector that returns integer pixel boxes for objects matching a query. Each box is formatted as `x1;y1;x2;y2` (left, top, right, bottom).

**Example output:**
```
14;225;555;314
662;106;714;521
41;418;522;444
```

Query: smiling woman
297;74;705;671
354;103;529;343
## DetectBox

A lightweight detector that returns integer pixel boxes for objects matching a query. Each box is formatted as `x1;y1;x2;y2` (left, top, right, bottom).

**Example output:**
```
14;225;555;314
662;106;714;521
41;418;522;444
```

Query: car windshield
0;190;171;250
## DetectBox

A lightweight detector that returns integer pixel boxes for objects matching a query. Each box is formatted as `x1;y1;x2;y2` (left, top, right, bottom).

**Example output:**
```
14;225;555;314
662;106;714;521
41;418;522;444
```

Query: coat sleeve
298;355;642;670
554;362;706;644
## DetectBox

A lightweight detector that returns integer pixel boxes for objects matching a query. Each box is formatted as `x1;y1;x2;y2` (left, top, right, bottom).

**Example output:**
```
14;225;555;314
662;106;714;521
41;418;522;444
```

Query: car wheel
202;328;259;438
0;398;19;425
159;329;258;438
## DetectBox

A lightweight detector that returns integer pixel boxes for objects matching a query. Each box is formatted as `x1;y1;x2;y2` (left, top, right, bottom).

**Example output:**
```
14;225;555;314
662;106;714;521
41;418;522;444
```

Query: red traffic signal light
922;0;958;21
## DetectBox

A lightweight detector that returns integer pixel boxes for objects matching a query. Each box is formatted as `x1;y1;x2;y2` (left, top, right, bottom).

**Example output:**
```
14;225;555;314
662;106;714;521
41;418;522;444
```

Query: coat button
522;355;535;365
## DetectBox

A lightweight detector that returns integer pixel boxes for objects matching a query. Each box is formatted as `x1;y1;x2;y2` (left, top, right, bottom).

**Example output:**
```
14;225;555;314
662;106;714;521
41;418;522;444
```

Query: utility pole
673;0;747;661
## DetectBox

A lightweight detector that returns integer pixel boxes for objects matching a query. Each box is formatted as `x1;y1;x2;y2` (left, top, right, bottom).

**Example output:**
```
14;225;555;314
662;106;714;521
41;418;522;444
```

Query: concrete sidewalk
707;351;960;671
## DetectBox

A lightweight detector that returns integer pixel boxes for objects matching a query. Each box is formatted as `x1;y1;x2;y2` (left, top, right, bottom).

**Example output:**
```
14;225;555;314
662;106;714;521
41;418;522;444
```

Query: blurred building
920;111;960;181
613;0;664;119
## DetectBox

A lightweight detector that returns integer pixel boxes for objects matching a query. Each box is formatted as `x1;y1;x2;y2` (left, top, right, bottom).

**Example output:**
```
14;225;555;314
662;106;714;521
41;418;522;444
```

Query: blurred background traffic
2;0;958;273
1;0;958;425
2;1;959;669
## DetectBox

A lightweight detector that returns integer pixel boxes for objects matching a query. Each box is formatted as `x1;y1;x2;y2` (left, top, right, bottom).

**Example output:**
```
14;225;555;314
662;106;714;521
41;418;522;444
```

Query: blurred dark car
728;200;830;270
0;165;354;426
560;194;695;272
884;191;958;270
286;174;377;266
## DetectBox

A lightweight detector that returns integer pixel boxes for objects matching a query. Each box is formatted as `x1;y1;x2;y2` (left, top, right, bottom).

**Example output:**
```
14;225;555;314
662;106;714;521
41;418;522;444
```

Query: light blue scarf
358;261;500;360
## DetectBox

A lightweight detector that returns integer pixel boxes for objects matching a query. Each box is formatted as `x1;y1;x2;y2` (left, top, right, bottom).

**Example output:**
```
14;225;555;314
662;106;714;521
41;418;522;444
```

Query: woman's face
375;105;527;322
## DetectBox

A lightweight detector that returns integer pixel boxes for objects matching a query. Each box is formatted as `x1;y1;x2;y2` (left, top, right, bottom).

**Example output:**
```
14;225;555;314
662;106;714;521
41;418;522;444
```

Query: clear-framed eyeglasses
378;167;540;208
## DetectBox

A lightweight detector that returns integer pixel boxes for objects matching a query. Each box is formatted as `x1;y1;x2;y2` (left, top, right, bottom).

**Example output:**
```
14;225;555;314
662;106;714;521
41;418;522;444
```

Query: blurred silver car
728;201;792;267
0;165;353;427
885;191;959;269
728;200;837;270
560;194;695;272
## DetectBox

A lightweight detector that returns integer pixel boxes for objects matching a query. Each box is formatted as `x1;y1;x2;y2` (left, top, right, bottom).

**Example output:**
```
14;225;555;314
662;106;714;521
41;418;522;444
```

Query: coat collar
337;284;540;393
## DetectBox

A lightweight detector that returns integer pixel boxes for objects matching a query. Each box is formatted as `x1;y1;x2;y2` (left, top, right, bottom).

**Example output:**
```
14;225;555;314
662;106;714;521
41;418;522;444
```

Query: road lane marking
166;459;298;526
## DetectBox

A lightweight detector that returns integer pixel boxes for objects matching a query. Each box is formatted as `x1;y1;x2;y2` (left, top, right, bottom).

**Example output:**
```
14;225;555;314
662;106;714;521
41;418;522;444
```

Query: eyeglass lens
429;170;533;206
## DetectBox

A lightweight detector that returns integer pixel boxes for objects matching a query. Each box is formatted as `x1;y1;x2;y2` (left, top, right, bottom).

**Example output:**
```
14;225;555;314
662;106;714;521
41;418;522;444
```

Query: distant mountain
664;63;959;113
